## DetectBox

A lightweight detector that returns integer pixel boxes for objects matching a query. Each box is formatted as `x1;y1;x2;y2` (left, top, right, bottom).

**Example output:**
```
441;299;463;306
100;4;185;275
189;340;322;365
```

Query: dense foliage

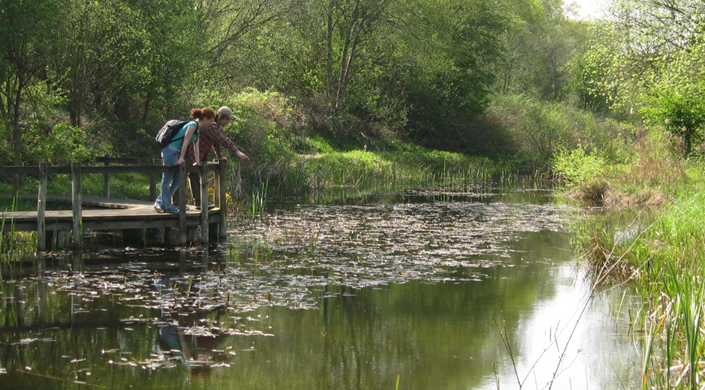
1;0;703;180
0;0;600;165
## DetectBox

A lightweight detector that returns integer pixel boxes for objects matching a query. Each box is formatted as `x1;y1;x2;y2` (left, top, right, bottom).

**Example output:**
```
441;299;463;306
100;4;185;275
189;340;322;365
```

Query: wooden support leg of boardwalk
103;160;110;198
37;162;47;251
178;164;187;246
71;163;83;250
200;163;209;244
149;172;157;202
218;160;227;238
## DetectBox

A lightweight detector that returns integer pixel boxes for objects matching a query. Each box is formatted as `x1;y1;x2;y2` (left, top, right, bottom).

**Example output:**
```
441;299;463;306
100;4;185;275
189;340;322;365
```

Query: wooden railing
1;157;228;250
95;156;162;199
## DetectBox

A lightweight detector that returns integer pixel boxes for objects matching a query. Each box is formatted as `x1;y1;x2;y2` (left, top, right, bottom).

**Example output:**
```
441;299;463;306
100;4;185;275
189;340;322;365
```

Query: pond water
0;189;640;389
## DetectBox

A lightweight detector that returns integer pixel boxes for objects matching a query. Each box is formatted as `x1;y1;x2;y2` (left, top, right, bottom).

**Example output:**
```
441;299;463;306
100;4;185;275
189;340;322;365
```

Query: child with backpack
154;108;215;213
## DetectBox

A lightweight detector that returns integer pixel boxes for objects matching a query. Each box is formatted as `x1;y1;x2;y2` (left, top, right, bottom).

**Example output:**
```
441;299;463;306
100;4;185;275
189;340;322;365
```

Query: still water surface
0;189;639;389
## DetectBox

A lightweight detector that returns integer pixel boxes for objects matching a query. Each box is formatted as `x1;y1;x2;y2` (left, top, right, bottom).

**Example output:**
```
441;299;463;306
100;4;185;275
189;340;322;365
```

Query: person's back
171;120;199;150
154;108;214;214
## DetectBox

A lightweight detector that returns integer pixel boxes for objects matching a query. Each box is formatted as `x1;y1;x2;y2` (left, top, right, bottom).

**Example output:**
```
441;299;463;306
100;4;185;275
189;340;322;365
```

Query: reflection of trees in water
0;199;596;389
0;249;260;385
0;233;566;388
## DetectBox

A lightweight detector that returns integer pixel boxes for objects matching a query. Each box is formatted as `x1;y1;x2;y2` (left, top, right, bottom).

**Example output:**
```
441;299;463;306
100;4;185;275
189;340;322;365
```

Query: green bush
641;83;705;155
45;123;96;164
486;94;635;172
19;122;111;165
553;146;606;185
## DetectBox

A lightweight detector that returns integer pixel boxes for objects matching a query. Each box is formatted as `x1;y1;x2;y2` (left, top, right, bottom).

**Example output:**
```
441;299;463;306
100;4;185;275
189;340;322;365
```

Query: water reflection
0;191;640;389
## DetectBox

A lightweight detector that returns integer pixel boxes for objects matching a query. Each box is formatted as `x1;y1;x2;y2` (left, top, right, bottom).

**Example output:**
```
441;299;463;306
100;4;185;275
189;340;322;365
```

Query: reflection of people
158;324;229;375
154;108;215;214
185;106;249;209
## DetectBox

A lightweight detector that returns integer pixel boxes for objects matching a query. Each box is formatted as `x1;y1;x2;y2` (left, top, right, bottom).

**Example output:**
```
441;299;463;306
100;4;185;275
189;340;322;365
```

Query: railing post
178;164;187;245
103;159;110;198
149;172;157;202
150;158;158;201
214;164;221;206
218;159;227;238
37;162;48;251
71;163;83;249
200;163;209;244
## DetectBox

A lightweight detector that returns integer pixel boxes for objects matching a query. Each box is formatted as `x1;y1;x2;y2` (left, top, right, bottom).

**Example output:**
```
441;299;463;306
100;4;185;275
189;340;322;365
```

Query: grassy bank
563;128;705;387
553;128;689;206
578;172;705;388
228;147;495;201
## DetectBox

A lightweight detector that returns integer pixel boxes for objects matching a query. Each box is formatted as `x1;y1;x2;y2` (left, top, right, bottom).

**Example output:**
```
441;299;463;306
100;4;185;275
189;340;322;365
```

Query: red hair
190;107;215;120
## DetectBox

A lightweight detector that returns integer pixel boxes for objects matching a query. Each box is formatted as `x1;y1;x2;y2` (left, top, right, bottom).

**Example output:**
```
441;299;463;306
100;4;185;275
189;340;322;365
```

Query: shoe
165;207;179;214
184;205;190;211
154;204;164;213
196;203;215;210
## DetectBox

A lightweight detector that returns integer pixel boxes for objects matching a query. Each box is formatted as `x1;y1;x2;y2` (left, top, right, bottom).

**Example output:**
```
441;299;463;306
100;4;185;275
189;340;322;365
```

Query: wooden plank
0;162;215;176
0;194;154;209
149;172;157;202
82;215;219;230
1;208;220;232
81;165;177;174
37;163;48;251
218;159;227;238
200;163;209;243
71;163;82;249
103;160;110;198
1;207;218;219
96;157;160;165
0;166;39;175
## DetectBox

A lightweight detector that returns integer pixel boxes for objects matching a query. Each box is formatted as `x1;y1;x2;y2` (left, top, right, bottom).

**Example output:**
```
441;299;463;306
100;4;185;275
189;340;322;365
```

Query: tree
601;0;705;152
0;0;60;191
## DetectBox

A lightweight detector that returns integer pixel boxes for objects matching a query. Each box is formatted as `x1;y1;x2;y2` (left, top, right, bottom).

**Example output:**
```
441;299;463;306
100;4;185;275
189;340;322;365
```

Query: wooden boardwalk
1;157;229;249
1;200;221;232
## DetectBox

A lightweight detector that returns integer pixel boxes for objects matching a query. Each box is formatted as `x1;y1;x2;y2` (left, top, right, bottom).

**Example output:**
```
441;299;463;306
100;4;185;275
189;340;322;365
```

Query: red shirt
188;122;241;162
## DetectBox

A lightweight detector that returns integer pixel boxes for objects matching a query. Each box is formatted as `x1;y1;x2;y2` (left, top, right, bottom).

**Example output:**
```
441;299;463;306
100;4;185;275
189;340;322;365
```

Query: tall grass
225;146;505;217
1;196;36;264
250;178;269;217
579;172;705;388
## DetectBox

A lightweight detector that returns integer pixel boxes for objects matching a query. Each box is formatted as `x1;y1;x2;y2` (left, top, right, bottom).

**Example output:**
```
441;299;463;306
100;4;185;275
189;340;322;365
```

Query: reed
226;148;508;216
0;196;36;264
579;180;705;388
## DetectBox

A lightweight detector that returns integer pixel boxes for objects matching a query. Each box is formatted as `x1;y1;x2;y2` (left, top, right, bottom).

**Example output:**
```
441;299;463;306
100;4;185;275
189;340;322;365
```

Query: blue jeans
155;145;180;212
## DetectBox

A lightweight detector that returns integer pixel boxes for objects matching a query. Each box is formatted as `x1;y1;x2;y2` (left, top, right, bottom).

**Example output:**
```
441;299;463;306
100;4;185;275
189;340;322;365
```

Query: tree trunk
336;32;361;114
143;94;151;124
334;0;362;114
12;78;23;196
326;1;336;107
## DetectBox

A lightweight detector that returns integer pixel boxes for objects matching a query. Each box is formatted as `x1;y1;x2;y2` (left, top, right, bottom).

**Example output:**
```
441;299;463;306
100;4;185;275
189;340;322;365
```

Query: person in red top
184;106;249;209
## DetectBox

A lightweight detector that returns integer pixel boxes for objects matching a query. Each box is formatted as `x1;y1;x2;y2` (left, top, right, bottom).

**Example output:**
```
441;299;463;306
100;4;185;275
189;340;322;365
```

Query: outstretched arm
213;128;249;161
177;124;197;165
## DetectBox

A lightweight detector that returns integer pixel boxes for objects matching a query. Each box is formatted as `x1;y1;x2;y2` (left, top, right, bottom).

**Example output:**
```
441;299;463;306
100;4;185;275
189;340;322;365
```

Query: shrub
641;83;705;155
553;146;606;185
24;122;110;165
486;94;635;172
